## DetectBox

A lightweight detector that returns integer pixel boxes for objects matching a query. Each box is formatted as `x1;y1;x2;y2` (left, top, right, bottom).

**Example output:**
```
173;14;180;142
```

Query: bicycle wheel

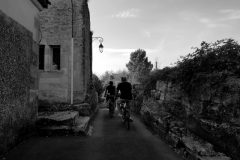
127;118;130;130
126;111;130;130
109;101;114;118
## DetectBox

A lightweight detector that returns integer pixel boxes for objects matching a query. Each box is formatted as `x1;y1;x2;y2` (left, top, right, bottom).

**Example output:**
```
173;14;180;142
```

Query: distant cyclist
104;81;116;117
117;77;132;116
105;81;116;101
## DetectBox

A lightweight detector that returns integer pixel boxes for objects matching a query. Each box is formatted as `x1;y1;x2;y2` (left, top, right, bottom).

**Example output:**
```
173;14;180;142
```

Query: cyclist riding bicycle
104;81;116;117
116;77;133;119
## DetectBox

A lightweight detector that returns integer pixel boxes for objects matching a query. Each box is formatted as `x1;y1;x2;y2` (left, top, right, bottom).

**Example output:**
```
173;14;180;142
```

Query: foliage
92;74;104;96
142;67;178;94
100;70;129;87
176;38;240;93
100;71;112;86
144;39;240;94
126;49;153;83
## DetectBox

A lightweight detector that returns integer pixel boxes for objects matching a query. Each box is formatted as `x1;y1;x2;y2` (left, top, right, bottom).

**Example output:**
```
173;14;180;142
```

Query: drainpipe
71;38;74;104
70;0;74;104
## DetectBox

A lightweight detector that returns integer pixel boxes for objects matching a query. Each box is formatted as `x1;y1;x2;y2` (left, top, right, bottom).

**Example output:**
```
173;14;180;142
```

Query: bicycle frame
119;99;131;130
107;95;115;118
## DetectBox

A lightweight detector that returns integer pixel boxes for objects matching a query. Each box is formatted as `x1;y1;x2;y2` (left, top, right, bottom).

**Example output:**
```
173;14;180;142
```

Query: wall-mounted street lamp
92;37;104;53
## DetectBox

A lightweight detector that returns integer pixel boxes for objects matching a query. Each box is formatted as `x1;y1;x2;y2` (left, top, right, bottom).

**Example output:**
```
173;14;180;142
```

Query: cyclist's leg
113;98;116;113
126;100;131;110
126;100;133;121
120;99;127;115
110;97;115;114
116;98;122;115
109;99;114;117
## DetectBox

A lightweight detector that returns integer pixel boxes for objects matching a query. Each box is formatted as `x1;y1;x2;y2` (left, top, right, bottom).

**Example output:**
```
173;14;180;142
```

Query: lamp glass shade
99;43;104;53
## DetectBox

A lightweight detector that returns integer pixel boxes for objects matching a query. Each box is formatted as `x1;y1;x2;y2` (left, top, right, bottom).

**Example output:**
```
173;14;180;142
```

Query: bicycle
106;94;115;118
119;99;131;130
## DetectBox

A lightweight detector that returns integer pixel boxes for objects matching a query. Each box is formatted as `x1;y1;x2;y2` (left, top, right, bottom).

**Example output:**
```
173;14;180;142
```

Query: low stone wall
155;76;240;122
152;78;240;159
140;99;235;160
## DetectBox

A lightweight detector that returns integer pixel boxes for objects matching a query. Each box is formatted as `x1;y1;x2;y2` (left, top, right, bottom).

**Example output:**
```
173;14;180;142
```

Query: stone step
37;111;79;126
36;103;100;136
72;116;90;135
36;111;91;136
37;117;91;136
37;125;74;136
38;103;91;116
72;103;91;116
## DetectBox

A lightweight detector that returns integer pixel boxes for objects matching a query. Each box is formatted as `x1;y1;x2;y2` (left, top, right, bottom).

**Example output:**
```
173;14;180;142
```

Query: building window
39;45;45;70
37;0;51;8
50;45;61;70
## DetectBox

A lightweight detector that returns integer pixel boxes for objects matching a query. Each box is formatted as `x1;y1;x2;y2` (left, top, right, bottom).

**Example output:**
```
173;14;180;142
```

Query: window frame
50;45;61;71
39;45;45;70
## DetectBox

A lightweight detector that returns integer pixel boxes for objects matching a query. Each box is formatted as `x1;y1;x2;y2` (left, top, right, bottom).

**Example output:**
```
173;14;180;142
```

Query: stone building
0;0;44;154
38;0;92;104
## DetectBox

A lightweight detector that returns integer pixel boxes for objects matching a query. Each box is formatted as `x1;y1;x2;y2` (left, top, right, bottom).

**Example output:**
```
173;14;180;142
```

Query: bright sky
89;0;240;76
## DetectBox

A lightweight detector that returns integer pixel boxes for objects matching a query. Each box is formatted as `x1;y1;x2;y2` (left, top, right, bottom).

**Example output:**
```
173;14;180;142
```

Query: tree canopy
144;38;240;94
92;74;104;95
100;70;129;87
126;49;153;83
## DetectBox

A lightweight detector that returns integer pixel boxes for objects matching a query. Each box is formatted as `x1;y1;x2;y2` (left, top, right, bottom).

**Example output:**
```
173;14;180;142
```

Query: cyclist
104;81;116;117
116;77;132;119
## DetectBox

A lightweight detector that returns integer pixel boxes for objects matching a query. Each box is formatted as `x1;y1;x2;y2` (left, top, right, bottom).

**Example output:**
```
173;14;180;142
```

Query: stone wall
39;0;72;103
151;77;240;159
0;11;38;154
0;0;41;40
156;76;240;122
72;0;91;103
39;0;92;104
140;100;232;160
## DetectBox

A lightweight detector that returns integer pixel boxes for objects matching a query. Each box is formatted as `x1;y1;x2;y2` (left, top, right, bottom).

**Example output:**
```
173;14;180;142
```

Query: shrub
144;39;240;95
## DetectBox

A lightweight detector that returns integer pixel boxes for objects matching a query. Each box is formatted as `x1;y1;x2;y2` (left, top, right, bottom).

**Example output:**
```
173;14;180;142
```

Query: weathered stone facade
156;77;240;122
150;78;240;160
0;0;40;153
38;0;92;104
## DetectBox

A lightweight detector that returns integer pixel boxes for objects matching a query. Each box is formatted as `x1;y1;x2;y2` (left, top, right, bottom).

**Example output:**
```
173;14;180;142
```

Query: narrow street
5;108;183;160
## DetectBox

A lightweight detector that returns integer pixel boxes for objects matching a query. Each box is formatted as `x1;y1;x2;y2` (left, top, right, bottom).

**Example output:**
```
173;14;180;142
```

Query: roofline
30;0;43;11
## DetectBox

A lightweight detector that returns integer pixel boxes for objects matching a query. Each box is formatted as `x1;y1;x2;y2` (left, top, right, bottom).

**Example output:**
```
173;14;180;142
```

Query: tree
112;70;129;83
92;74;104;96
142;38;240;94
126;49;153;83
100;71;113;87
100;70;129;87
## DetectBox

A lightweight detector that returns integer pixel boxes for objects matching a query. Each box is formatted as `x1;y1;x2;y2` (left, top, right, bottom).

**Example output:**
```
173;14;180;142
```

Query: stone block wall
39;0;92;104
71;0;91;103
39;0;72;103
153;77;240;159
156;77;240;122
81;1;92;96
0;11;38;154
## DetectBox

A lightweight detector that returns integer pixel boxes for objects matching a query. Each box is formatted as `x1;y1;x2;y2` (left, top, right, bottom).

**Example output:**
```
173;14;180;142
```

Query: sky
89;0;240;76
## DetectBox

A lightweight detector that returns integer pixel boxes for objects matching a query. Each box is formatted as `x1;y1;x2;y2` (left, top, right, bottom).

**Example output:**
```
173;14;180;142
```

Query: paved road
5;108;183;160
